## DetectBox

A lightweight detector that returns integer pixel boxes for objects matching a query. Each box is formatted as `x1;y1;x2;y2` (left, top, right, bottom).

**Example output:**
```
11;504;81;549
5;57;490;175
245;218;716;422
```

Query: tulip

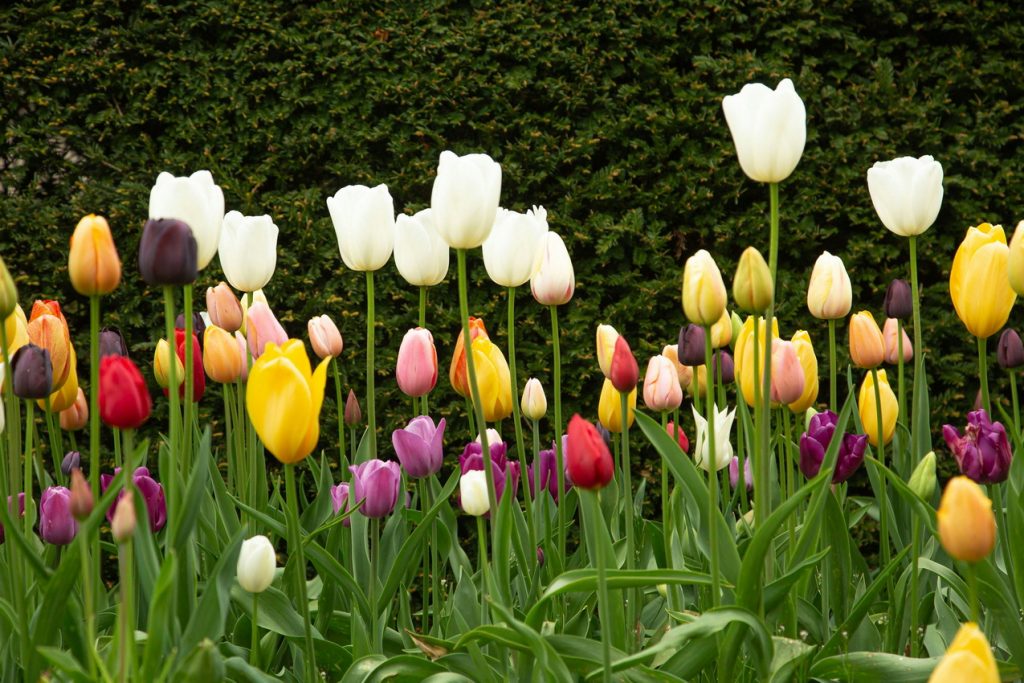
39;486;77;545
769;339;805;405
99;356;151;430
798;410;868;483
682;250;727;326
330;483;351;525
204;326;243;384
219;211;279;292
101;467;167;532
687;365;709;399
866;156;944;238
942;409;1012;485
598;378;636;433
0;256;16;319
475;428;503;446
60;451;80;477
950;223;1016;339
149;170;225;269
937;476;996;563
349;460;402;518
240;289;269;330
692;404;736;472
111;495;136;543
69;470;93;521
677;324;706;366
643;355;683;412
884;279;913;320
729;456;753;491
882;318;913;364
308;314;343;360
459;440;520;504
662;345;694;390
393;209;449;287
154;339;184;389
520;378;547;421
528;443;569;502
26;305;71;391
609;336;639;393
234;332;250;382
396;328;438;398
12;343;52;399
927;622;998;683
246;301;288;359
344;389;362;426
204;284;242;334
247;340;329;464
530;232;575;305
99;327;128;358
430;151;502;249
849;311;885;369
68;214;121;296
237;535;276;593
595;324;619;377
709;309;733;349
998;329;1024;369
666;422;689;453
732;246;772;314
392;416;446;478
469;337;513;422
483;206;548;287
566;414;614;490
734;315;779;407
327;184;396;271
1009;221;1024;297
138;218;199;285
908;451;937;500
806;252;852;320
858;370;898;446
59;387;88;431
40;350;79;412
4;305;28;359
459;470;491;516
713;350;735;384
788;330;818;413
722;78;806;183
449;317;489;397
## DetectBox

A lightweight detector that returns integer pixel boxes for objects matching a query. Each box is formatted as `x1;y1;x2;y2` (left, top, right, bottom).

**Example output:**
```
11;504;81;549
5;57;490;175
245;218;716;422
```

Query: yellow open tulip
788;330;818;413
598;378;636;433
858;369;897;446
950;223;1016;339
927;622;998;683
247;339;329;464
39;346;79;413
734;314;779;408
469;337;513;422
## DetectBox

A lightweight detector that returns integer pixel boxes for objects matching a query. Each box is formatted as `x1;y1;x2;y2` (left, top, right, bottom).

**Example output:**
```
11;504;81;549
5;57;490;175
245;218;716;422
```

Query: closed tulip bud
693;404;737;472
595;324;620;377
459;470;491;516
247;340;330;464
687;365;709;399
61;450;80;476
484;206;548;287
111;494;136;543
393;416;446;478
598;378;636;433
867;155;944;238
68;214;121;296
908;451;937;500
998;328;1024;369
27;305;71;391
788;331;818;413
520;378;547;421
943;409;1011;485
566;414;614;490
883;318;913;364
661;345;694;390
950;223;1016;339
473;428;504;444
884;279;913;320
677;324;706;366
39;486;78;545
218;211;278;292
729;456;753;491
203;326;243;384
149;170;225;269
530;232;575;306
807;252;852;320
99;327;129;358
734;315;780;408
328;184;396;272
59;388;88;431
350;459;402;518
330;483;351;524
12;343;52;399
449;317;489;397
643;355;683;412
469;337;513;422
237;535;276;593
937;476;996;563
344;389;361;426
0;256;16;319
730;311;743;350
101;357;151;429
138;218;199;286
100;467;166;532
308;314;343;360
666;422;689;453
722;78;806;183
709;308;733;348
430;151;502;249
1009;221;1024;297
849;311;885;369
206;283;243;333
246;302;288;359
927;622;998;683
154;339;184;389
609;336;639;392
396;328;437;398
69;468;93;521
712;350;735;384
682;250;727;326
858;369;898;446
733;246;773;313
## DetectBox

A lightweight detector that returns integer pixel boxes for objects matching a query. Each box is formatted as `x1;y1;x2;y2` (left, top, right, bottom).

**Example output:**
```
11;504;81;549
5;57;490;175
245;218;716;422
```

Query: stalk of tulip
506;287;527;479
476;514;490;626
116;505;135;682
580;488;612;683
332;360;347;469
977;336;991;414
418;286;428;414
183;284;195;472
909;236;924;455
618;386;637;646
870;367;893;610
284;463;317;678
703;324;721;607
161;287;180;527
828;319;837;409
366;272;377;460
550;304;566;577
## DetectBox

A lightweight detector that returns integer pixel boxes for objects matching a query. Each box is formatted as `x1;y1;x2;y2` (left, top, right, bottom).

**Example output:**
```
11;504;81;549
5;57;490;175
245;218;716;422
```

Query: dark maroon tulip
100;467;167;532
942;409;1012;484
349;460;401;518
883;279;912;320
11;343;52;399
998;329;1024;370
459;441;520;505
99;327;129;358
799;410;868;483
39;486;78;545
138;218;198;286
678;324;706;366
175;312;206;349
712;350;735;384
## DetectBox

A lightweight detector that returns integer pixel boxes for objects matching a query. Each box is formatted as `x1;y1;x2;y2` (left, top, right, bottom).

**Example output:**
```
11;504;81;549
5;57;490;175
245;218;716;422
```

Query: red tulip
167;328;205;402
566;414;614;490
99;356;151;429
609;336;639;393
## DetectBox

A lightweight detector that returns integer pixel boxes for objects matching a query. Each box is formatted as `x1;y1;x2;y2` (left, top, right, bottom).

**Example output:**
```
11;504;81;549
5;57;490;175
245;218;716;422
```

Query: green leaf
810;652;935;682
141;551;179;680
171;428;213;551
769;637;815;683
176;528;244;666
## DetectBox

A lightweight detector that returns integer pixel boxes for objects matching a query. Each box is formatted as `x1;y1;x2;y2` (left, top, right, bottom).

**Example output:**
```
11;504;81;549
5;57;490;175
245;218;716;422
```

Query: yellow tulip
3;305;28;359
927;622;998;683
153;339;184;389
247;339;329;464
686;364;708;399
732;246;772;314
0;255;16;319
733;314;779;407
595;324;619;378
598;378;636;433
39;346;79;412
470;337;513;422
858;369;897;446
709;308;733;349
1009;220;1024;297
788;330;818;413
68;214;121;296
681;250;727;326
950;223;1016;339
937;476;997;563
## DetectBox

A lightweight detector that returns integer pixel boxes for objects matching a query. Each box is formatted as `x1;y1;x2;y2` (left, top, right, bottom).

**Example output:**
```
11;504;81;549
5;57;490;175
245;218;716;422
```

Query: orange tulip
204;326;244;383
26;301;72;391
449;317;489;398
59;387;89;431
848;311;885;369
937;476;996;563
68;214;121;296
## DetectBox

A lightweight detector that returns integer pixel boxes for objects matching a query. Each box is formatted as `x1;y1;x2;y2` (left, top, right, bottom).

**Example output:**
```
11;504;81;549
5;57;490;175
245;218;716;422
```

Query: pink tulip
882;317;913;364
246;301;287;358
396;328;438;398
308;314;343;359
206;282;243;333
643;355;683;411
769;339;805;405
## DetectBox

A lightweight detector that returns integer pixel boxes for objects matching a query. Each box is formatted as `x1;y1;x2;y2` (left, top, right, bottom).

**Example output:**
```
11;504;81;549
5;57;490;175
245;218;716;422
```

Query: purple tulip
536;546;545;566
942;409;1012;485
528;442;571;502
713;350;735;384
39;486;78;545
459;441;520;504
330;483;351;527
349;460;401;518
678;324;706;366
0;493;26;544
99;327;129;358
799;410;868;484
392;416;446;478
729;456;753;491
101;467;167;532
61;451;81;477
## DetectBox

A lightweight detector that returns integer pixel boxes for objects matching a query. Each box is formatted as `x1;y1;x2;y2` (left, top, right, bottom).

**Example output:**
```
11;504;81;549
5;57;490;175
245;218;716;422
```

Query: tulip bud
711;350;735;385
61;451;81;477
154;339;184;389
770;339;805;405
206;283;243;333
951;223;1016;340
733;246;772;314
449;317;489;398
350;460;402;518
99;327;128;358
788;330;818;413
175;312;206;348
566;414;614;490
100;356;152;430
396;328;438;398
469;338;514;422
138;218;199;286
595;324;619;377
858;370;898;447
807;252;852;320
344;389;361;426
12;343;52;399
459;470;491;516
520;378;547;421
219;211;279;292
997;328;1024;369
39;486;78;545
0;255;17;319
237;535;277;593
908;451;937;500
729;456;753;491
328;184;396;272
867;155;944;238
884;279;913;320
530;232;575;306
203;326;243;384
68;214;121;296
59;388;89;431
609;336;639;393
308;314;344;360
678;324;706;366
730;311;743;350
331;483;351;525
710;309;733;349
26;305;71;391
643;355;683;412
849;311;885;369
666;422;689;453
937;476;996;563
246;302;288;359
882;318;913;365
927;622;998;683
149;170;225;270
69;468;93;521
474;428;503;446
1010;220;1024;297
687;365;709;399
111;494;136;543
3;305;28;360
234;331;250;382
722;78;806;183
598;379;636;434
682;250;727;326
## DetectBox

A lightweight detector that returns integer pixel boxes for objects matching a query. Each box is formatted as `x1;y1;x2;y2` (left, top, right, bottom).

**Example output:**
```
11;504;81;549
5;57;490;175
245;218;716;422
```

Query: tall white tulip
722;78;806;183
483;206;549;287
393;209;449;287
327;184;395;272
530;232;575;306
692;404;736;472
236;535;276;593
218;211;279;293
430;151;502;249
867;155;944;237
149;170;225;269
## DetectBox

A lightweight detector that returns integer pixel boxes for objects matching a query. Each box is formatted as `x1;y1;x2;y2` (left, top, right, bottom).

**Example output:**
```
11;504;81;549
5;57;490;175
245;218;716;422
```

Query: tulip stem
365;271;377;460
43;401;63;486
87;294;101;617
828;319;837;411
162;287;180;521
549;304;566;586
23;402;34;538
532;419;544;549
1011;369;1022;441
909;519;920;657
78;524;100;679
619;388;637;647
183;284;194;475
760;183;779;584
117;536;134;683
908;236;923;455
870;368;893;613
966;562;980;623
418;286;429;416
704;325;720;608
250;592;260;667
582;489;613;683
476;515;489;626
660;411;674;611
977;335;991;414
507;287;527;474
332;359;347;470
284;464;317;677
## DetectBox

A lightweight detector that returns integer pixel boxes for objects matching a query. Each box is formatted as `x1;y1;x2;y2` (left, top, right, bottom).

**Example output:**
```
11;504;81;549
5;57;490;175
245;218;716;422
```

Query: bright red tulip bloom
99;356;151;429
609;336;639;393
566;414;614;490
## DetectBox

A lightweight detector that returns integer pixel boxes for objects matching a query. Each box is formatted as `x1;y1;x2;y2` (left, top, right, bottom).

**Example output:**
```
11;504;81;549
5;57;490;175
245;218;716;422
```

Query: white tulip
483;206;549;287
530;232;575;306
237;535;276;593
393;209;449;286
430;151;502;249
327;184;395;272
806;251;852;320
148;170;225;269
867;155;944;237
474;428;503;446
460;470;490;517
520;378;547;421
722;78;806;183
218;211;279;293
692;404;736;473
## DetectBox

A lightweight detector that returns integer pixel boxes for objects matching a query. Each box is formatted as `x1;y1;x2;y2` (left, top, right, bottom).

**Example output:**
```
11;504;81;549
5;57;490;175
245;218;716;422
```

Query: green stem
584;490;613;683
704;325;720;608
428;476;440;634
760;182;779;548
183;284;194;473
661;411;673;609
44;400;63;486
333;359;347;470
532;420;543;547
250;592;260;667
117;539;134;683
476;515;489;626
79;528;99;679
870;368;893;615
966;562;980;623
619;388;636;647
828;319;837;411
370;515;381;652
23;402;34;538
365;271;377;460
908;236;923;456
977;335;991;414
508;287;527;470
418;478;430;634
1010;369;1020;439
284;465;317;677
909;520;920;657
419;286;429;416
550;304;566;577
162;287;179;519
87;295;101;614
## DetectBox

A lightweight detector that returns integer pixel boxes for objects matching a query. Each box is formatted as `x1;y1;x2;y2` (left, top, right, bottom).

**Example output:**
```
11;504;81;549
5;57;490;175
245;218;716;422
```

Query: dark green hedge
2;0;1024;485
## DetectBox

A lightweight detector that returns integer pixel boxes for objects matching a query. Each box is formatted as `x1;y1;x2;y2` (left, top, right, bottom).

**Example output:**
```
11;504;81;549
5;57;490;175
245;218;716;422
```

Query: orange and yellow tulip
204;326;244;384
68;214;121;296
27;300;72;391
449;317;489;398
848;311;885;369
937;476;996;563
469;336;513;422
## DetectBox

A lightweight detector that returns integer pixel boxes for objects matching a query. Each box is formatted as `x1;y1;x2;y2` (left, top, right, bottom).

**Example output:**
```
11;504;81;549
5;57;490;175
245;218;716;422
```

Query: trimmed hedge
2;0;1024;484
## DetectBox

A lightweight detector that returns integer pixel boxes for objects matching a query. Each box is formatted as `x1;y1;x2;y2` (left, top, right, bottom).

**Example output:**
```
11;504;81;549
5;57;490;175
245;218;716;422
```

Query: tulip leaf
35;646;91;683
578;488;628;651
763;547;831;614
223;656;280;683
29;540;85;681
911;353;933;460
545;635;680;683
363;654;450;682
492;467;515;607
768;636;816;683
230;584;317;639
176;528;244;667
810;652;936;682
864;456;937;533
172;428;212;551
141;551;179;680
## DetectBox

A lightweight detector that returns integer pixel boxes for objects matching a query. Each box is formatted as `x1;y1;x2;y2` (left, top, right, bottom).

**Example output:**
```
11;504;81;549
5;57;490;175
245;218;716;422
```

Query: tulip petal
247;356;313;463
